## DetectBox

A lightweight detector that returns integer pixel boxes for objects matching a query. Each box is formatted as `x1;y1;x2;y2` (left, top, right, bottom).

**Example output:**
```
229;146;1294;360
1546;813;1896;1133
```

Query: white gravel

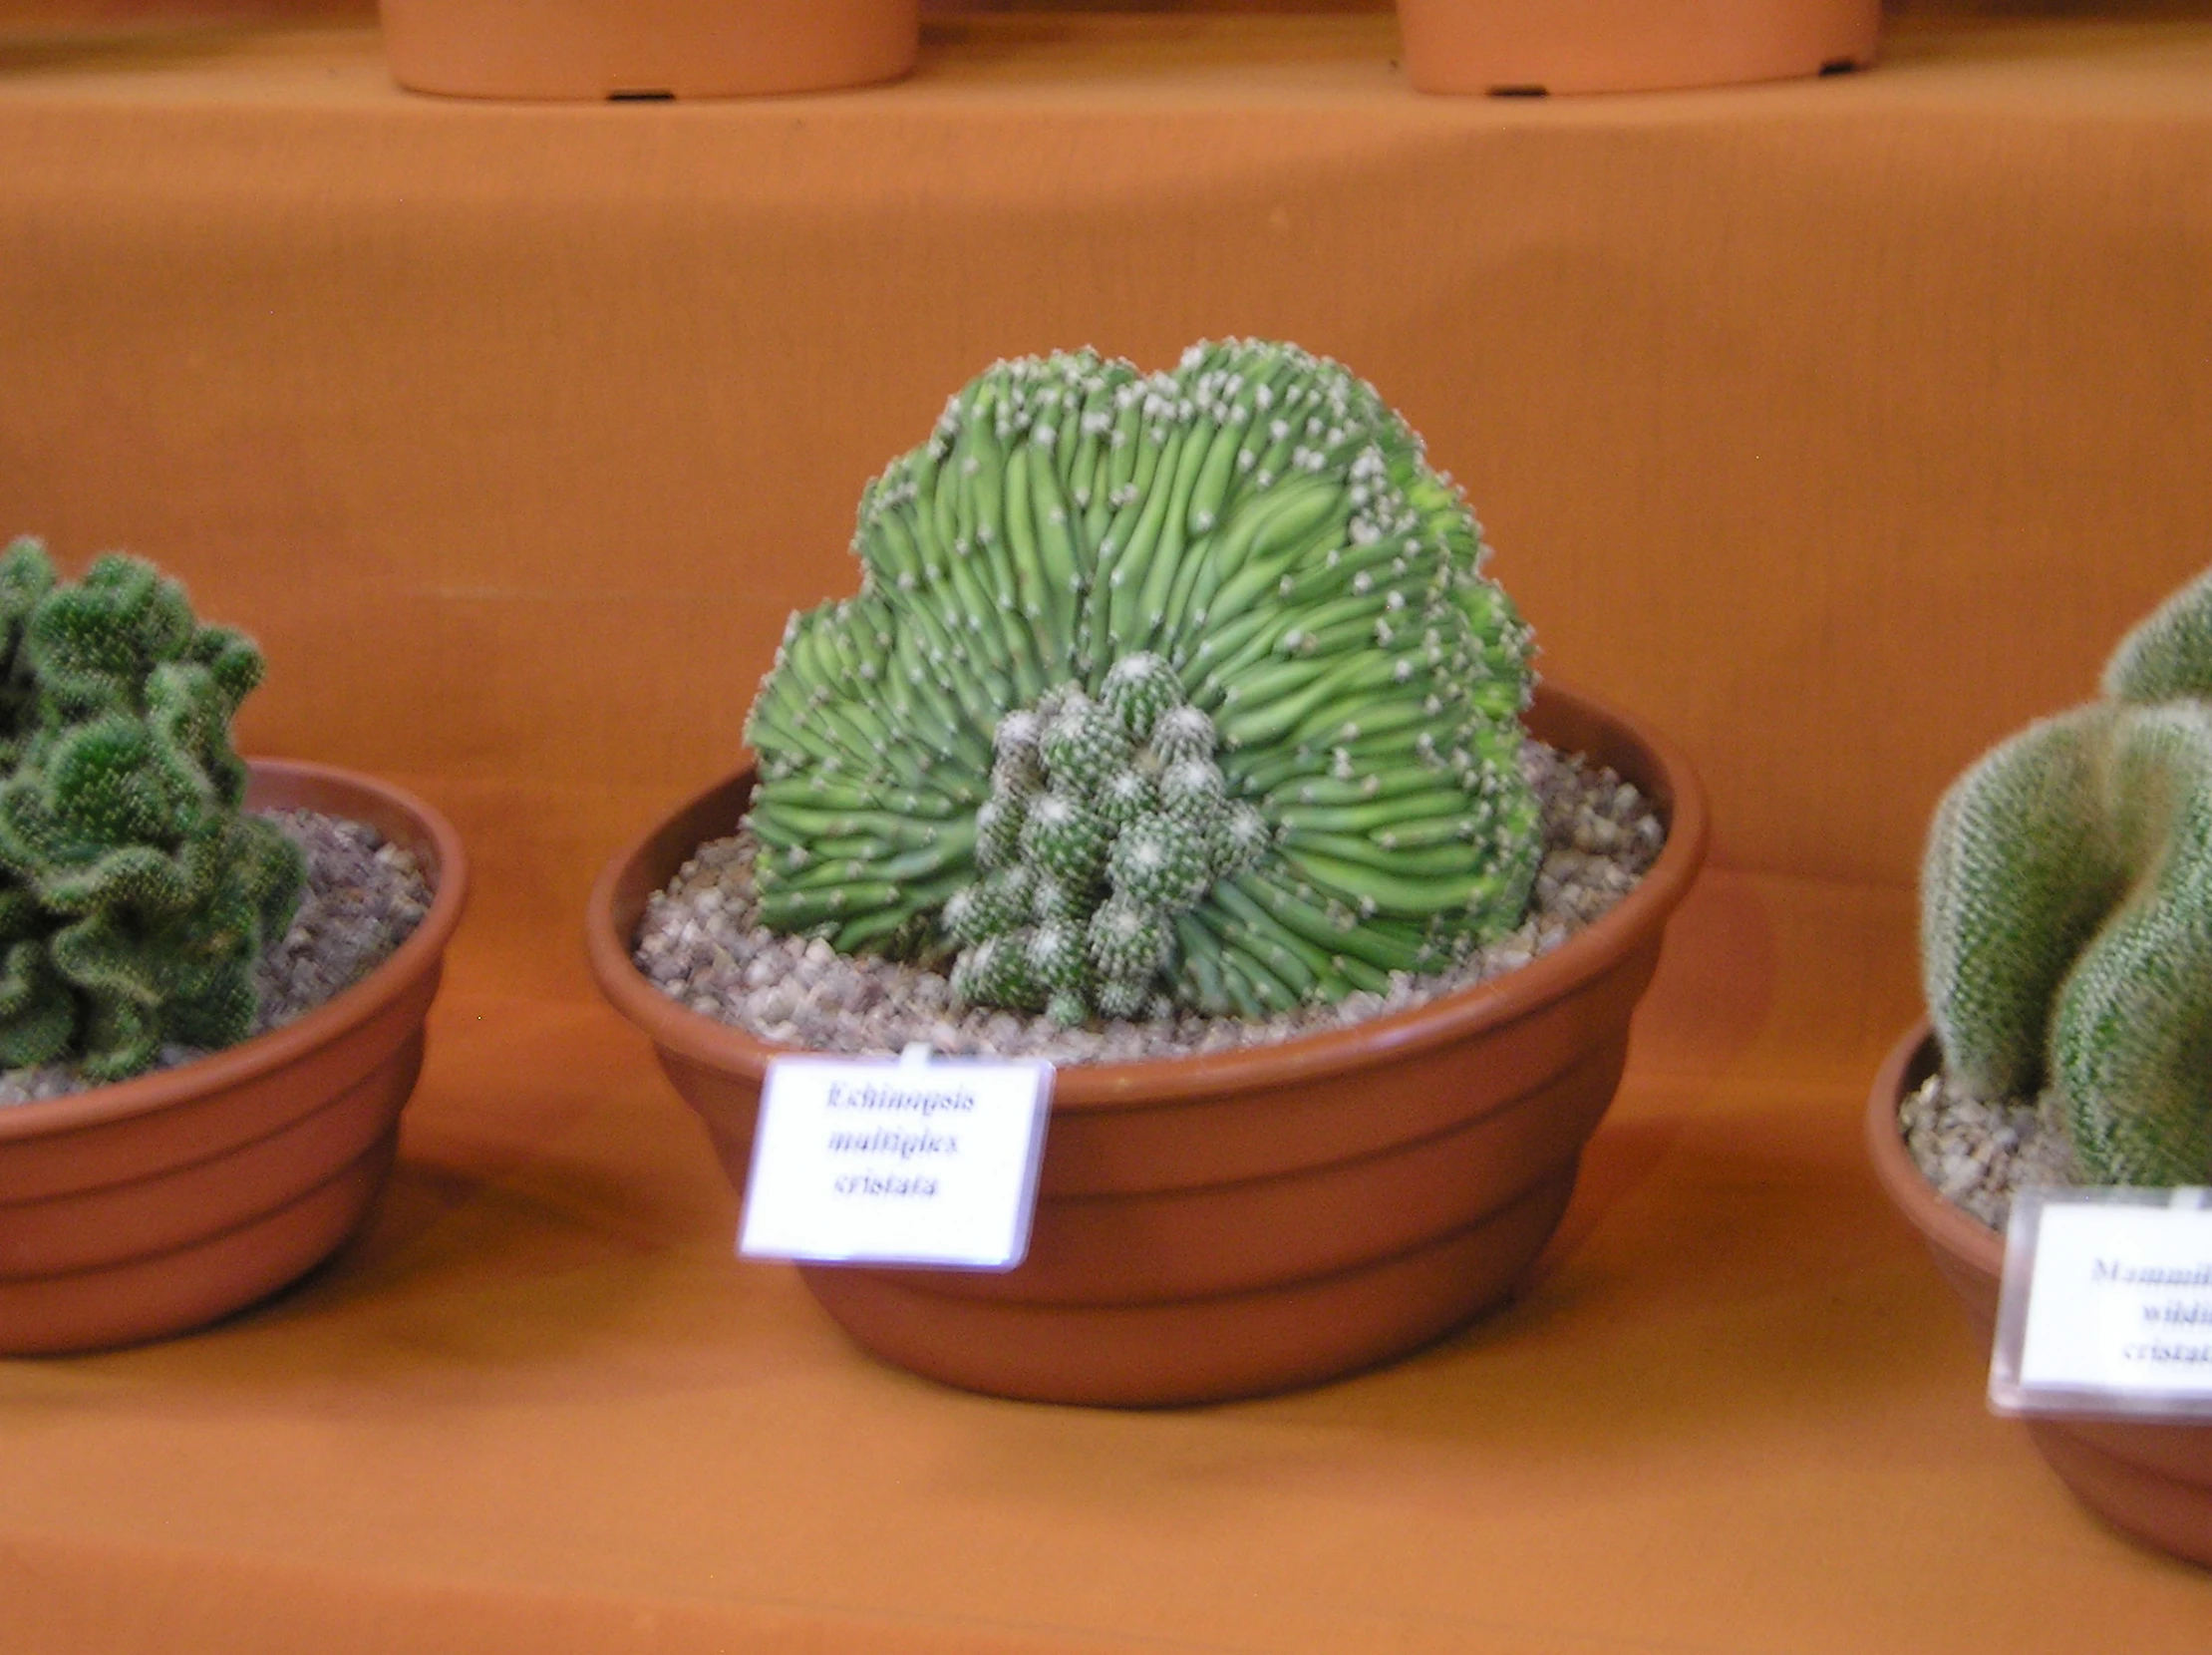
1899;1071;2081;1229
0;810;434;1107
634;742;1668;1064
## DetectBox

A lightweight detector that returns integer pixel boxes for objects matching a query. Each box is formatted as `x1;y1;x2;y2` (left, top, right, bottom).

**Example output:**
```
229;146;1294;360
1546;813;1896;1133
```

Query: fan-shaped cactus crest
743;340;1541;1023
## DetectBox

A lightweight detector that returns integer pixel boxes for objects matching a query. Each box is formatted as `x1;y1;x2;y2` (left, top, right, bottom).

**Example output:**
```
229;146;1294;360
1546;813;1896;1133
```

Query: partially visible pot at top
380;0;920;100
1397;0;1880;96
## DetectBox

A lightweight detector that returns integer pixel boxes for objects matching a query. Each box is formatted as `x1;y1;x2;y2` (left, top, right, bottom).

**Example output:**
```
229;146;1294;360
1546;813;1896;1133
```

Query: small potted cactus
589;340;1707;1406
0;539;467;1355
1867;564;2212;1565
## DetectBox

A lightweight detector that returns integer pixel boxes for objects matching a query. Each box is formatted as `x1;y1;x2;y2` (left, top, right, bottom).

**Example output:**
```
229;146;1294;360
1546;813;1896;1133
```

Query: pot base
2025;1419;2212;1569
801;1162;1576;1408
0;1130;397;1355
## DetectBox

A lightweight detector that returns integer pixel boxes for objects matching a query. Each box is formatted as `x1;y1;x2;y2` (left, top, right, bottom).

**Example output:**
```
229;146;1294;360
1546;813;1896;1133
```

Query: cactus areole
1921;565;2212;1187
0;539;303;1081
743;340;1544;1025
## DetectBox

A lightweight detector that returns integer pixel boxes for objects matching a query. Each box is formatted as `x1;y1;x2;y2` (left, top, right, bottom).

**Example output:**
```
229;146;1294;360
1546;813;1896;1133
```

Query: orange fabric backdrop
2;8;2209;1002
2;9;2211;1651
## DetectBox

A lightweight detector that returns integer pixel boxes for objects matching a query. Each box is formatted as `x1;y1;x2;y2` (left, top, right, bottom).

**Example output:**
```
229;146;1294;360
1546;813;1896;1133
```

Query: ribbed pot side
589;681;1707;1406
0;761;468;1355
1866;1023;2212;1568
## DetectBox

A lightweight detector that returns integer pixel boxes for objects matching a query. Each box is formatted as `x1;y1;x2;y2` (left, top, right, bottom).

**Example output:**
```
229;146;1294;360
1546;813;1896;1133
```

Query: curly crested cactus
1922;565;2212;1185
743;340;1541;1024
0;538;303;1080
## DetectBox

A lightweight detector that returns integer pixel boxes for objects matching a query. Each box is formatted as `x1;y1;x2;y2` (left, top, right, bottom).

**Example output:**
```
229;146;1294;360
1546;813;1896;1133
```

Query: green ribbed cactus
1922;565;2212;1186
0;539;303;1080
744;340;1541;1024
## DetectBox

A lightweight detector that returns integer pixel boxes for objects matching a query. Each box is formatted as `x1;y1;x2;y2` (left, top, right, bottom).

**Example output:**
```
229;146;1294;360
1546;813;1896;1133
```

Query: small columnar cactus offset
1921;565;2212;1185
0;539;304;1080
744;340;1541;1023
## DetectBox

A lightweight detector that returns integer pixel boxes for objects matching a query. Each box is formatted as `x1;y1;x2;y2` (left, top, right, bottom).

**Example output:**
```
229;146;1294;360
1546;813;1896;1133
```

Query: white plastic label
1990;1186;2212;1419
737;1046;1052;1271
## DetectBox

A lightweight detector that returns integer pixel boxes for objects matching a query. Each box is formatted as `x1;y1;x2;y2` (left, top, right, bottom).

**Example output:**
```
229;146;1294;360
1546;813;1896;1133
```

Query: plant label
1991;1187;2212;1419
738;1045;1052;1271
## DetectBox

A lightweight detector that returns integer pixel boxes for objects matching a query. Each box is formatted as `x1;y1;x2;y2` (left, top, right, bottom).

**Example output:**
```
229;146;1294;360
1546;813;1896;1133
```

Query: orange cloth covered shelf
1;7;2210;1650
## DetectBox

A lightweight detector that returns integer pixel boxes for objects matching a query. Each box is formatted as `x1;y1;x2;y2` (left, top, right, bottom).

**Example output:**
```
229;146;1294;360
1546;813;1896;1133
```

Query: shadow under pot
0;761;468;1356
1866;1024;2212;1569
589;680;1708;1407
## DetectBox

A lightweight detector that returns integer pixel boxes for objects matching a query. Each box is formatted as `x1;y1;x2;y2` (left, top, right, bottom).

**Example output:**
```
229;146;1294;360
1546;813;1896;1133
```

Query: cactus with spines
0;538;303;1080
744;340;1542;1024
1922;565;2212;1186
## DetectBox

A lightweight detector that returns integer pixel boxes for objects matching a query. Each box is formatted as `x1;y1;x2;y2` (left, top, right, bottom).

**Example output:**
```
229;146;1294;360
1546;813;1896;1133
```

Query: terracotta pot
379;0;920;101
1866;1023;2212;1567
590;682;1706;1405
1397;0;1880;97
0;761;467;1356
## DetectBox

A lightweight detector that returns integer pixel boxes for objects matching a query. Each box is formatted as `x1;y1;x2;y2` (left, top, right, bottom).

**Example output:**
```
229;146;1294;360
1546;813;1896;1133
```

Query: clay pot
0;761;467;1355
379;0;920;100
591;682;1705;1405
1866;1023;2212;1567
1397;0;1880;96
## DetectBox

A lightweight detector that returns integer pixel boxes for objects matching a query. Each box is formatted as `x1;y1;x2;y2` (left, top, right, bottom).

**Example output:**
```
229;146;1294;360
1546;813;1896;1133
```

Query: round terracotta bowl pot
589;682;1707;1406
1397;0;1880;97
0;760;467;1356
380;0;920;100
1866;1023;2212;1568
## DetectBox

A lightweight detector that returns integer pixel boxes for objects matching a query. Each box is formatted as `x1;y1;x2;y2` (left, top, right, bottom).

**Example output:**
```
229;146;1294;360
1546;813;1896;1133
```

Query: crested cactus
1921;565;2212;1186
0;538;303;1080
743;340;1541;1024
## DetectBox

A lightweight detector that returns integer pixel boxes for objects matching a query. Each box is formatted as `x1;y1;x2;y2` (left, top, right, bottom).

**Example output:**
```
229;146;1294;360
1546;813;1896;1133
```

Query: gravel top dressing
0;810;434;1108
1900;1071;2082;1230
635;741;1668;1065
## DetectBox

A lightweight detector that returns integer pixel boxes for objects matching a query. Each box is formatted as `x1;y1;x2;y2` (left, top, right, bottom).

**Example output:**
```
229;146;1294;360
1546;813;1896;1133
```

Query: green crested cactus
743;340;1541;1024
1921;565;2212;1185
0;538;304;1080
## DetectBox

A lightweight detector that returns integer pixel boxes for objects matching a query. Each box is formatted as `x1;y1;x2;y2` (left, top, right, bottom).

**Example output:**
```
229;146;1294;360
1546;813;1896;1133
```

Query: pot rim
0;758;470;1144
586;679;1709;1113
1863;1018;2005;1282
